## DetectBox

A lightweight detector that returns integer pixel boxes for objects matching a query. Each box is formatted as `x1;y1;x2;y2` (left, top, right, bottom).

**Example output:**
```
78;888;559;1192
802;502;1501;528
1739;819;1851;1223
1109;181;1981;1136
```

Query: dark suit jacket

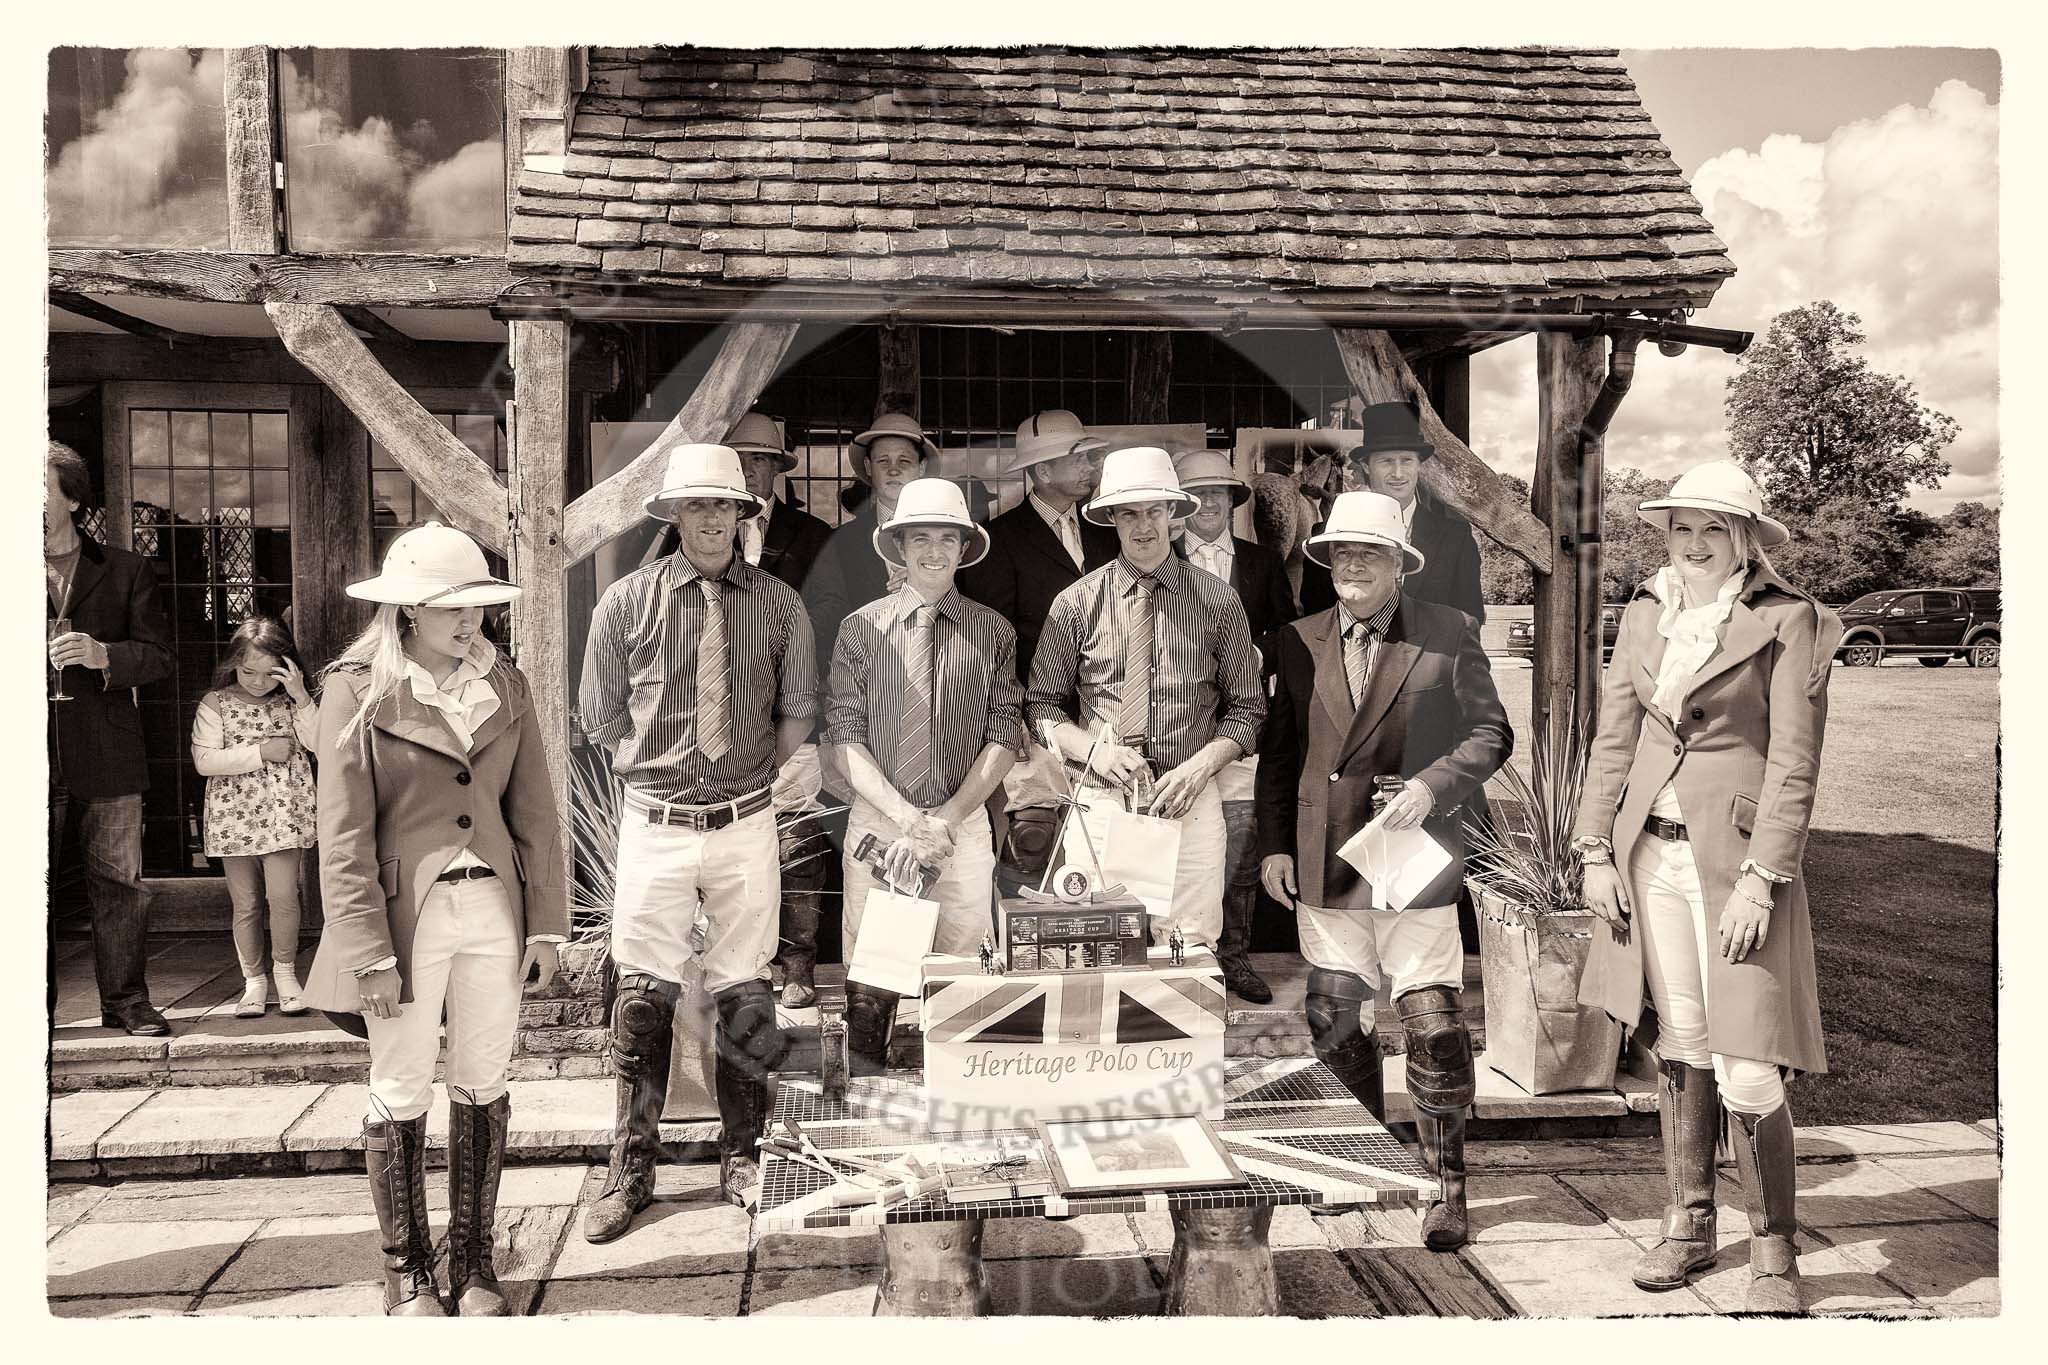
804;505;893;683
646;496;833;595
956;499;1120;682
1177;533;1299;661
1301;491;1486;625
47;536;175;799
1257;594;1511;911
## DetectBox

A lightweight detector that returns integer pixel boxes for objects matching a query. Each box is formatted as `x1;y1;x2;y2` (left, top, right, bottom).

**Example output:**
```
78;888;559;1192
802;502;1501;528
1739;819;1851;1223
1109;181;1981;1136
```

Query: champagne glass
48;617;72;702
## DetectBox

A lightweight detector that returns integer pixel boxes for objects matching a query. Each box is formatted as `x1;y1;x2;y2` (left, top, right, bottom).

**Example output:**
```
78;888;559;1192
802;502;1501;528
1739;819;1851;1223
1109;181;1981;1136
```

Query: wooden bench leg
1164;1205;1278;1316
875;1218;991;1316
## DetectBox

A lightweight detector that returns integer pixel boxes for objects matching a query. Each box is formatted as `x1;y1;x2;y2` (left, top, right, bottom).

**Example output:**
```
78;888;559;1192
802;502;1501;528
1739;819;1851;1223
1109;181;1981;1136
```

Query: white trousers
1296;901;1464;998
364;877;521;1123
1061;778;1226;948
842;800;997;960
1629;831;1786;1114
610;803;780;995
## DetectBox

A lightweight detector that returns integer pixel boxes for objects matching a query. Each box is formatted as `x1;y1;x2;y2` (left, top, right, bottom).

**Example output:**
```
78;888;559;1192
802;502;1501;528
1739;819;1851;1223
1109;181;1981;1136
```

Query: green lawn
1488;657;1999;1126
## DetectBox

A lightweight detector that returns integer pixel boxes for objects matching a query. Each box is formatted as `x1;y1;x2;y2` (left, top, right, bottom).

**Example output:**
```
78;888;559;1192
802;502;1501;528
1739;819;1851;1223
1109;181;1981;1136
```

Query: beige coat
302;657;568;1016
1573;565;1844;1075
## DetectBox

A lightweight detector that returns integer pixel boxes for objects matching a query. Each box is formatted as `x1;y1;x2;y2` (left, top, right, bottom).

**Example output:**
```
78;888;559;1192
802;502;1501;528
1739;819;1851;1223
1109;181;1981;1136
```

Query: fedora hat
1083;447;1202;526
850;412;942;472
643;443;767;523
873;478;990;569
1350;401;1436;463
1173;449;1251;507
1304;491;1426;574
1005;409;1108;474
346;522;522;607
1638;460;1790;548
722;412;796;472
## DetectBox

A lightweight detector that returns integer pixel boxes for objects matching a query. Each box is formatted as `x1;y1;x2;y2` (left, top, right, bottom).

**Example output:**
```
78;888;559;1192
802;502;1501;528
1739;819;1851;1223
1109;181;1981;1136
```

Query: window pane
132;470;170;512
170;412;211;466
279;48;506;254
131;410;169;466
213;413;251;466
171;470;209;520
455;414;498;466
372;471;413;527
252;414;289;466
252;471;289;528
46;49;229;248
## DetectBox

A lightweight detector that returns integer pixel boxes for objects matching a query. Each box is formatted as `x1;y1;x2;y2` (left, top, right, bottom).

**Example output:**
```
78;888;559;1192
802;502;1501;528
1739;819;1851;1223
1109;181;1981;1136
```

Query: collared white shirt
1180;528;1235;585
1029;490;1085;569
741;500;772;565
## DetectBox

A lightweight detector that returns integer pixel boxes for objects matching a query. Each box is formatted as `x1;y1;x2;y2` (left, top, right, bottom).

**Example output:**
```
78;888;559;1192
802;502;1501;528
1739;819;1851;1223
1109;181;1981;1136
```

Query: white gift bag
847;886;943;995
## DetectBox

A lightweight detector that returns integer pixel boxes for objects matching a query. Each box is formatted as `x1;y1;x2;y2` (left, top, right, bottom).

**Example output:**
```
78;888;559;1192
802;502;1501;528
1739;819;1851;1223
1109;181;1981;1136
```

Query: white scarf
1648;565;1745;721
403;638;500;750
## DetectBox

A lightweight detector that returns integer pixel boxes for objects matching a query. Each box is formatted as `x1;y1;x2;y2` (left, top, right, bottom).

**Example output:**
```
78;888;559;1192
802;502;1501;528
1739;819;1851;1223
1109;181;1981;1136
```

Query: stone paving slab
1872;1152;2000;1221
1462;1174;1623;1244
47;1216;262;1296
48;1087;156;1160
1466;1237;1713;1317
986;1252;1162;1316
97;1082;326;1158
1818;1221;2001;1308
48;1293;196;1317
1556;1172;1751;1247
985;1211;1145;1260
1797;1122;1998;1159
549;1190;753;1280
210;1214;383;1291
748;1266;880;1317
1794;1159;1981;1228
1274;1246;1380;1316
45;1182;111;1238
540;1272;745;1315
755;1224;884;1270
1684;1230;1918;1316
1381;1052;1629;1123
192;1284;388;1317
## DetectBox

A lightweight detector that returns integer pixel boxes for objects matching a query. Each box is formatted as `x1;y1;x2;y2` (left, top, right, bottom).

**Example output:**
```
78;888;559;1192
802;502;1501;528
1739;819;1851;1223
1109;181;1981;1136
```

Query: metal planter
1473;882;1622;1095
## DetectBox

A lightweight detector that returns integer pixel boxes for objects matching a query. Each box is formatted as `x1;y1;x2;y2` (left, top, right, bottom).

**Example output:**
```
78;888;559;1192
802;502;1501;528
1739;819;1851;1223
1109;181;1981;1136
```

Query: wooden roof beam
1334;327;1554;575
49;292;201;345
266;301;509;553
52;250;521;308
336;305;418;349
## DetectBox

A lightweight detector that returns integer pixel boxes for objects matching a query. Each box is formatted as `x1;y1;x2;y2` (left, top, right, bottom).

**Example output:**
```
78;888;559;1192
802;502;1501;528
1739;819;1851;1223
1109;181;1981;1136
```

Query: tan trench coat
1573;565;1845;1075
302;658;568;1017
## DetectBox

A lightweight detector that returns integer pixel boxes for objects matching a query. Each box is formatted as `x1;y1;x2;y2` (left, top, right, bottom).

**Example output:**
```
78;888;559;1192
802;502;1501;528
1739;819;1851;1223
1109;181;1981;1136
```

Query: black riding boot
582;973;678;1244
446;1092;511;1315
1633;1061;1721;1290
1217;879;1272;1004
364;1113;445;1316
1397;985;1476;1251
1304;969;1384;1120
1729;1100;1805;1314
846;982;900;1078
779;815;828;1008
713;980;790;1209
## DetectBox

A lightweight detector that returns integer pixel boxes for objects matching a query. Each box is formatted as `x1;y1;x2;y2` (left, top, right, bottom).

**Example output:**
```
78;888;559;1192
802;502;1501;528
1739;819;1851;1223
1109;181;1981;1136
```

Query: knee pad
999;806;1061;881
1304;969;1373;1053
1397;985;1474;1115
845;986;899;1055
714;981;790;1075
609;973;680;1080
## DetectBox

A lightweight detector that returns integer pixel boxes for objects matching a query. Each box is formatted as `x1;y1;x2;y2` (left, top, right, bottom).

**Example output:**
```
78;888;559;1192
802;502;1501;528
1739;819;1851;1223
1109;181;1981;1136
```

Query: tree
1600;467;1674;601
1902;501;2001;585
1770;494;1909;602
1478;471;1533;605
1724;301;1958;517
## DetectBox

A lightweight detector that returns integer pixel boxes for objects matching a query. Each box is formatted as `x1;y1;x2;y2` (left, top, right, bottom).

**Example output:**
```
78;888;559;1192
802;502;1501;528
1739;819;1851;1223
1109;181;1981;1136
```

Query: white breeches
364;877;521;1123
610;801;780;996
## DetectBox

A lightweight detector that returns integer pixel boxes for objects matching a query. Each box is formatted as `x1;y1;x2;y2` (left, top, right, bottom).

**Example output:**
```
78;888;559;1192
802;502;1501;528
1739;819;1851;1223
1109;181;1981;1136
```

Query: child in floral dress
191;617;319;1016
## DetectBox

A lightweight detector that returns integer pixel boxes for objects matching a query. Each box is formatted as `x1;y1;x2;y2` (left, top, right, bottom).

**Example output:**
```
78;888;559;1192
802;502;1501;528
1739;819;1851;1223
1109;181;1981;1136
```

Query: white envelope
1336;810;1454;912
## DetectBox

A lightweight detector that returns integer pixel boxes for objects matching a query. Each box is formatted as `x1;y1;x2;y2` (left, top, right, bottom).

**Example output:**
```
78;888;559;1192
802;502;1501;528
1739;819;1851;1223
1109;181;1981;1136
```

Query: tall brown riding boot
446;1092;511;1316
846;982;900;1078
713;980;790;1210
1217;876;1272;1004
582;973;678;1244
1633;1061;1721;1290
1729;1101;1805;1314
1304;969;1384;1120
778;816;827;1008
1397;986;1476;1251
364;1113;446;1316
1413;1107;1470;1251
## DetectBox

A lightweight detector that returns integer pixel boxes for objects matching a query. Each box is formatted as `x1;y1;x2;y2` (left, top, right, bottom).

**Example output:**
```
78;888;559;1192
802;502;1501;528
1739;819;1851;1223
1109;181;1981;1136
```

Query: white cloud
1471;78;1999;513
406;140;505;251
46;48;231;247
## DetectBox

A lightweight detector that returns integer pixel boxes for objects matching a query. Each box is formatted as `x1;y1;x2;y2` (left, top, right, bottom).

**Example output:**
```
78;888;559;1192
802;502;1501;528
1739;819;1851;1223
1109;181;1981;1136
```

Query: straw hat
1637;460;1790;548
1349;401;1436;463
1005;409;1108;474
722;412;796;472
1304;491;1426;574
872;478;990;568
849;412;942;474
1083;447;1202;526
643;444;767;523
1173;449;1251;507
345;522;522;607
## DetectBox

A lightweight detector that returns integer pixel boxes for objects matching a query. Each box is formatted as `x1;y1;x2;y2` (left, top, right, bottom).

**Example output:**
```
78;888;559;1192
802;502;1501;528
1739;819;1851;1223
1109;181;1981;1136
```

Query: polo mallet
1036;718;1115;895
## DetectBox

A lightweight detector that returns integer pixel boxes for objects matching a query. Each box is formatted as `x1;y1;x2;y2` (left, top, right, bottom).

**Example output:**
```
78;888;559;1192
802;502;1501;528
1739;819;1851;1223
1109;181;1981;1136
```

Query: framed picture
1033;1114;1246;1195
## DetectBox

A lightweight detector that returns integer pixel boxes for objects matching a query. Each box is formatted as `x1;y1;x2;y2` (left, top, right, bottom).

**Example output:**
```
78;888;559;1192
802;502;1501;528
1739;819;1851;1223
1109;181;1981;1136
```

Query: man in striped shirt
823;479;1023;1074
577;445;817;1233
1025;448;1265;950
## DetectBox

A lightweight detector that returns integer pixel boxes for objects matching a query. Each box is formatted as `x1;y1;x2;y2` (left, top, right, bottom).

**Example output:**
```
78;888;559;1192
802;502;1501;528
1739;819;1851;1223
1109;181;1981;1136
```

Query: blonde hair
320;603;499;741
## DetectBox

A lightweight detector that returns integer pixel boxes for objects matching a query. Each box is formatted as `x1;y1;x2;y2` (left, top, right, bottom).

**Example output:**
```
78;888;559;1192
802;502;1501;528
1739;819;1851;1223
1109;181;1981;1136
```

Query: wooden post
223;48;279;254
1128;332;1174;424
1432;353;1471;446
510;320;573;829
1532;334;1607;743
286;386;375;675
1333;329;1552;575
876;323;920;420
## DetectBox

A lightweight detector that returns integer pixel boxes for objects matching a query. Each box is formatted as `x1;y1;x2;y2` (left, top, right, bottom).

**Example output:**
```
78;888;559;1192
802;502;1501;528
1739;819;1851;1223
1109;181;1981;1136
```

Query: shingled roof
509;47;1732;312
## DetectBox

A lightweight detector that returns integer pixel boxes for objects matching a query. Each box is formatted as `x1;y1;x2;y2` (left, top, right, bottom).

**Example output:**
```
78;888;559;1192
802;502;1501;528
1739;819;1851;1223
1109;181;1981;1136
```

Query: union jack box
918;949;1227;1134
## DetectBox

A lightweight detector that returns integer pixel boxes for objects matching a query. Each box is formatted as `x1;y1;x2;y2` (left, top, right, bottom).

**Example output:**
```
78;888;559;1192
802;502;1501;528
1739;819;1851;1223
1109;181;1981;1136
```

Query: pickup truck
1504;606;1621;663
1835;587;1999;668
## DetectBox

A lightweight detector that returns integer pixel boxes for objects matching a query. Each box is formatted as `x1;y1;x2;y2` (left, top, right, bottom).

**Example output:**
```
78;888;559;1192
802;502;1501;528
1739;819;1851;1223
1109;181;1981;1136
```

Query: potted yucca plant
1462;712;1623;1096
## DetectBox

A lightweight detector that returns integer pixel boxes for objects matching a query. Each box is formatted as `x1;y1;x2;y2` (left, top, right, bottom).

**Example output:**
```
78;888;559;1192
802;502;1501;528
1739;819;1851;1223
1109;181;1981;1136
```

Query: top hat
1304;491;1426;574
849;412;942;473
722;412;796;472
346;522;522;607
642;444;767;523
873;478;991;569
1172;449;1251;508
1637;460;1790;548
1349;401;1436;463
1005;409;1109;474
1083;447;1203;526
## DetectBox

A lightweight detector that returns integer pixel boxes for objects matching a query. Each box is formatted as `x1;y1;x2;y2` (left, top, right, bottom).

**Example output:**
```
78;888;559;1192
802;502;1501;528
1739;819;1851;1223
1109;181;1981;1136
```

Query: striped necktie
1118;578;1155;746
1056;510;1084;569
696;578;733;762
898;604;936;801
1344;618;1373;709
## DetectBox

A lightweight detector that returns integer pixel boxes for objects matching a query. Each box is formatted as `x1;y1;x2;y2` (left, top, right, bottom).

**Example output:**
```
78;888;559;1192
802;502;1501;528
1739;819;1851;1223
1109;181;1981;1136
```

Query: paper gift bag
847;887;942;995
1060;788;1181;920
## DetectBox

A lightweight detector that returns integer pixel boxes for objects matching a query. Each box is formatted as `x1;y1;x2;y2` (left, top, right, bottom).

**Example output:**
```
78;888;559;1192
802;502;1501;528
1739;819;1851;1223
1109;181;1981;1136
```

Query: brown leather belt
1643;814;1689;843
435;865;497;884
639;786;772;831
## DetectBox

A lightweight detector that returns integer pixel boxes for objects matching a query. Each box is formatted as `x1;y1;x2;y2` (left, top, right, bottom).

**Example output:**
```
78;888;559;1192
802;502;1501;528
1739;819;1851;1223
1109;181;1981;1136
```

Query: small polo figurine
1168;923;1186;967
979;931;1000;975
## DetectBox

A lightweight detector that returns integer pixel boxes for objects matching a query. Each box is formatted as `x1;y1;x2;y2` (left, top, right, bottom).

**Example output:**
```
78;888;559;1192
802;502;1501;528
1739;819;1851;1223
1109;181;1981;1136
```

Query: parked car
1505;606;1622;663
1835;587;1999;668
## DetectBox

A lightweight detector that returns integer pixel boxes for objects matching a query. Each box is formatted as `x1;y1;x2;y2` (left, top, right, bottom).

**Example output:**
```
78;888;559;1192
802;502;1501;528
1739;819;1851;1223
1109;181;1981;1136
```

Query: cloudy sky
1468;48;2001;514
